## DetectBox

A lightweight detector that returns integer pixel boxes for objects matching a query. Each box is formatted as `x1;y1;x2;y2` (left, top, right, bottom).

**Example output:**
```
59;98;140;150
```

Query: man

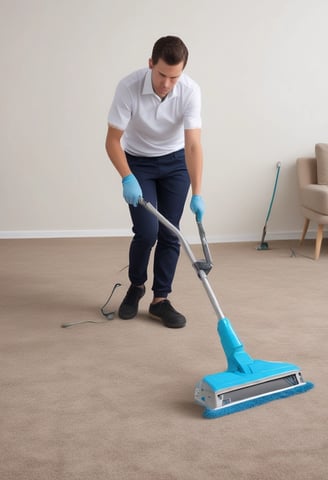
105;35;204;328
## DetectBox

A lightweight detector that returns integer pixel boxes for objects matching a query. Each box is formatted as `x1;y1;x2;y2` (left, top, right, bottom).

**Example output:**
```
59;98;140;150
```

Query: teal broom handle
265;162;281;224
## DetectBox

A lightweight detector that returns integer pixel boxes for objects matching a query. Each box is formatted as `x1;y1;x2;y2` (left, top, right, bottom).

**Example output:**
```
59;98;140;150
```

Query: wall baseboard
0;229;320;243
0;229;132;240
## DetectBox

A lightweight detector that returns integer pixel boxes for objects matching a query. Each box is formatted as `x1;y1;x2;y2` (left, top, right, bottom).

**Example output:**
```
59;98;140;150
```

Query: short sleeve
183;83;202;130
107;81;132;131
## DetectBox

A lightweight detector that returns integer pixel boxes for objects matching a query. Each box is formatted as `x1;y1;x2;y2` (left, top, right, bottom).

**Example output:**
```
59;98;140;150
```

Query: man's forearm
107;143;131;178
105;127;131;178
185;144;203;195
184;128;203;195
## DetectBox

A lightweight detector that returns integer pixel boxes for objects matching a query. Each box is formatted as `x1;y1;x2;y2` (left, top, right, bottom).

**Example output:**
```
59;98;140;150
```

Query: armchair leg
314;224;324;260
300;218;310;245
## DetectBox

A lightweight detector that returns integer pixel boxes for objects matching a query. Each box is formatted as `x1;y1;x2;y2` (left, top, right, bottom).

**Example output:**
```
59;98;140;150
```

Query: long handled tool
257;162;281;250
139;198;313;419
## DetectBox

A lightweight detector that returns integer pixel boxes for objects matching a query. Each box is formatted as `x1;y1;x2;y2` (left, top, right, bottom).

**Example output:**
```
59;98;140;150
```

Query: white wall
1;0;327;241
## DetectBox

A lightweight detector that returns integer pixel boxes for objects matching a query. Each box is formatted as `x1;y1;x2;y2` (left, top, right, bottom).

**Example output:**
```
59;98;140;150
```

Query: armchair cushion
301;184;328;215
315;143;328;185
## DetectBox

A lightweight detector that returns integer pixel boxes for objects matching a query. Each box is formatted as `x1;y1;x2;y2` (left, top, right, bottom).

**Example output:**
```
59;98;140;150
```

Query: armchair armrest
296;157;317;188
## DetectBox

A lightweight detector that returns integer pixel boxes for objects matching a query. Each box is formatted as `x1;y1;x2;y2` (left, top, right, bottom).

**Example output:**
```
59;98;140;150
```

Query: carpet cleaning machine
139;199;313;419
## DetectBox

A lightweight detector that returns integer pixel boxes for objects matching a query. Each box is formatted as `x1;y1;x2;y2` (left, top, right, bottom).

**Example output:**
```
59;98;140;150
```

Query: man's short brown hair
151;36;189;68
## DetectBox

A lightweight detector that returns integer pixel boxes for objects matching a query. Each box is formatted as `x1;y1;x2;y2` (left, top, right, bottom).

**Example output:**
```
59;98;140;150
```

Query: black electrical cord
61;282;122;328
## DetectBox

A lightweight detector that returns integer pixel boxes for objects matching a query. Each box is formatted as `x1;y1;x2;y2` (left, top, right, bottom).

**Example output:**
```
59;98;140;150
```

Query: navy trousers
126;149;190;298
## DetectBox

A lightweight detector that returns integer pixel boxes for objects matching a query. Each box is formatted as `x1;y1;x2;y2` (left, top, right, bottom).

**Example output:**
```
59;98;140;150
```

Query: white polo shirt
108;68;201;157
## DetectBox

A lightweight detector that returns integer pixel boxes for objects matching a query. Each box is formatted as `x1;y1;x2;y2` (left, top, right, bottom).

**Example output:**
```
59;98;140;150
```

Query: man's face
149;58;184;98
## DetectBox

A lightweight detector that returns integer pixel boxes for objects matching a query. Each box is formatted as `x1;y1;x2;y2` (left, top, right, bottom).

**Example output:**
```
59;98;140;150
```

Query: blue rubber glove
122;174;142;207
190;194;205;222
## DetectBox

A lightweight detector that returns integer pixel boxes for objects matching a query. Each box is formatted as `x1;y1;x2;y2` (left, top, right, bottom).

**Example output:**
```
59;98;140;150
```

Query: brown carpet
0;237;327;480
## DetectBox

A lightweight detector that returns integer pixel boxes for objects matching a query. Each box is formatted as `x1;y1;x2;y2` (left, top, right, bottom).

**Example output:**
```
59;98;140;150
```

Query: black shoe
149;300;186;328
118;284;145;319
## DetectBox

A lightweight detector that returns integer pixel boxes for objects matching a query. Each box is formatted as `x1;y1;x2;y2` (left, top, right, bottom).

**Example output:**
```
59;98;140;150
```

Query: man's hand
190;194;205;222
122;174;142;207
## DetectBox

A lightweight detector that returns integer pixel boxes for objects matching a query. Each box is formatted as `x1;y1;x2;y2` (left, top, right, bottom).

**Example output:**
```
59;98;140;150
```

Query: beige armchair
296;145;328;259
